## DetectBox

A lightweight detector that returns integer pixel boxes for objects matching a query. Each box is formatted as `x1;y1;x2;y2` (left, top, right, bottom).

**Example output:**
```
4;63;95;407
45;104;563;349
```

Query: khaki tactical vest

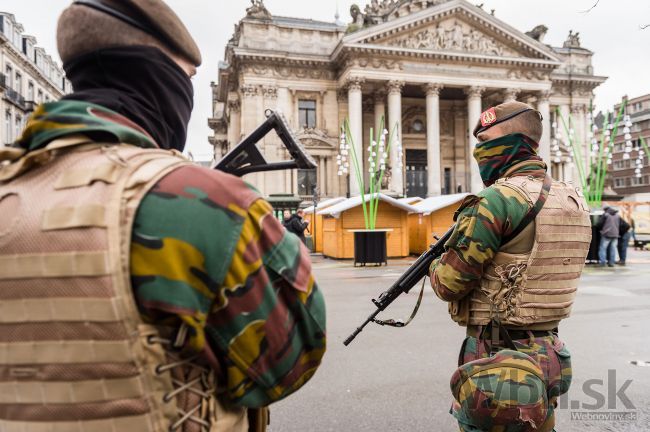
0;138;248;432
449;176;592;329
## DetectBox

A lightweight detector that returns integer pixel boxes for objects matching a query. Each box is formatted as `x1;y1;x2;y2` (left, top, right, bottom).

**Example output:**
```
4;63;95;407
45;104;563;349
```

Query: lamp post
312;186;320;252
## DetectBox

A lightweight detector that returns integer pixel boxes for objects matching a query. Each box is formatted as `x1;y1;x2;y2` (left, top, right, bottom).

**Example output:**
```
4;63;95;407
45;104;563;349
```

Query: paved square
269;251;650;431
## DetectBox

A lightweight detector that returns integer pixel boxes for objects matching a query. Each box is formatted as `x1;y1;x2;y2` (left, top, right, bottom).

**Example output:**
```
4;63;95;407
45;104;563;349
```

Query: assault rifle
215;109;317;177
343;226;455;346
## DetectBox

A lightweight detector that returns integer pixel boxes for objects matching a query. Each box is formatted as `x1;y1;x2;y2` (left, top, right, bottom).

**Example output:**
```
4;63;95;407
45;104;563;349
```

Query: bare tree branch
641;24;650;29
580;0;600;13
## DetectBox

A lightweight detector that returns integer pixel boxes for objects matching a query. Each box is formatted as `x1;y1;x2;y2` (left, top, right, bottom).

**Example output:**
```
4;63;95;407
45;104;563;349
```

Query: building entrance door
405;149;427;198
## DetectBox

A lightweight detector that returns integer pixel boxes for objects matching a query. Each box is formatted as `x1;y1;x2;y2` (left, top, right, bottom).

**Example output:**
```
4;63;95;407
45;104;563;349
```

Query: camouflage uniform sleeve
215;197;327;408
429;184;531;302
130;166;326;409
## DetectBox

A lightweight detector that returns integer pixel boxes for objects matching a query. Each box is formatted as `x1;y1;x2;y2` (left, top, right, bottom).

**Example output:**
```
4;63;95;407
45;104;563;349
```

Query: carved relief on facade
344;57;404;71
507;69;550;81
242;64;336;80
227;100;241;113
262;86;278;99
553;83;594;97
403;106;427;134
385;20;507;57
240;84;260;98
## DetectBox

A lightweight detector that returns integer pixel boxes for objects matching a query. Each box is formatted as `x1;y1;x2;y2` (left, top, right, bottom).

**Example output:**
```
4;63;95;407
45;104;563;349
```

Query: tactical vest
449;176;592;329
0;138;248;432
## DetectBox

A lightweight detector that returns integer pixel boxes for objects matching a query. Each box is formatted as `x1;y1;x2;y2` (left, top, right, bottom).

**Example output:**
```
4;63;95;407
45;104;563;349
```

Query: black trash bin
352;230;388;267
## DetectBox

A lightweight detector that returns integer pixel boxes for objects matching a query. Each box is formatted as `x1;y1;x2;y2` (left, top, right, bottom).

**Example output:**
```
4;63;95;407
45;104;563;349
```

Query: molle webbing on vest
0;142;189;431
452;177;591;328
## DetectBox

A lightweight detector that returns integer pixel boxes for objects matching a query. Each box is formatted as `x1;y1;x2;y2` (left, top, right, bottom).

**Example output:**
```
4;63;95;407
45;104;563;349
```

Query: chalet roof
398;197;423;205
318;193;417;218
412;193;468;215
304;197;346;214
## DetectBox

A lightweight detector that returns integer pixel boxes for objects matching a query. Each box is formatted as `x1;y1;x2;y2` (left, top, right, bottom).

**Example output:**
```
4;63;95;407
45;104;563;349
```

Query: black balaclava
62;45;193;152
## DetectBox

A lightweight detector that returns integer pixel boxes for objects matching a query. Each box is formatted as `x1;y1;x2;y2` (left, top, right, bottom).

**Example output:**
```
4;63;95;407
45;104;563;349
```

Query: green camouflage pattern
429;160;546;302
453;335;572;432
15;100;158;150
450;348;548;432
472;133;543;187
18;100;327;408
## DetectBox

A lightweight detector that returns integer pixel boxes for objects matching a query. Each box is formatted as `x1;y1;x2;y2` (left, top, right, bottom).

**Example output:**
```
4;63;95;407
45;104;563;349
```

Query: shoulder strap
501;175;553;246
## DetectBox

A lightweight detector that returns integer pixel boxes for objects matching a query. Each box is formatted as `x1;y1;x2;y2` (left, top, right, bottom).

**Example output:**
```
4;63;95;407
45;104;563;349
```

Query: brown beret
70;0;201;66
473;101;542;138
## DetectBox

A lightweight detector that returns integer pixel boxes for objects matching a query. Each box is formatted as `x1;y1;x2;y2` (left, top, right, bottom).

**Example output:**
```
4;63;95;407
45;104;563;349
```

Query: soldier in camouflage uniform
0;1;325;431
429;101;591;432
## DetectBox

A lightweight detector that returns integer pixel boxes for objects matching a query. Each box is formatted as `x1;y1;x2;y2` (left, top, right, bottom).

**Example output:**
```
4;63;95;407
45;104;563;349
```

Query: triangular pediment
379;18;516;57
339;0;560;64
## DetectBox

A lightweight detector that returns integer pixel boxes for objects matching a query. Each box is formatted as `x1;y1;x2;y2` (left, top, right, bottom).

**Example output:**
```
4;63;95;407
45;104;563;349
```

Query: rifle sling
374;278;426;328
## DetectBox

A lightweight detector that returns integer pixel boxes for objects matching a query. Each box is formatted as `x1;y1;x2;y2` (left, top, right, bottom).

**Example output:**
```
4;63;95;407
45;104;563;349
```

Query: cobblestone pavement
268;250;650;432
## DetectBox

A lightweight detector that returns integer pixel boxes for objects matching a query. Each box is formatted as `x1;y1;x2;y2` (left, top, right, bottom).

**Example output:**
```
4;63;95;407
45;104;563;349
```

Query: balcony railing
3;88;27;111
24;100;37;113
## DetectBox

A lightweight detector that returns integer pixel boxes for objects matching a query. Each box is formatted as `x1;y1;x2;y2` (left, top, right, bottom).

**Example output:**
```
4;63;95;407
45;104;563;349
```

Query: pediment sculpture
386;21;504;56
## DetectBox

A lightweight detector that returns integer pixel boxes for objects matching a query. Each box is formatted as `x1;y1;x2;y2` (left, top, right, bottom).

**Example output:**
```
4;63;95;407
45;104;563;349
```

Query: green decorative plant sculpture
337;117;400;230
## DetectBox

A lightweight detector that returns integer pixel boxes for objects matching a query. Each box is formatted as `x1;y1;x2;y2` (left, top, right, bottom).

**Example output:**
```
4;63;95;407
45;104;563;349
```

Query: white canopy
412;193;469;216
303;197;346;214
318;193;418;218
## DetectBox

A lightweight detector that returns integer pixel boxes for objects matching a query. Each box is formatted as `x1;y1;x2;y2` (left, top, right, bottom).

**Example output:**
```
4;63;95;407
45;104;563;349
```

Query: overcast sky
1;0;648;158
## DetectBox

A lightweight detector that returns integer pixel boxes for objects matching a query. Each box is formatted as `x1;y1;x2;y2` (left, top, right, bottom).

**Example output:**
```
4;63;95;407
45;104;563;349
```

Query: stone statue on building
563;30;581;48
246;0;271;19
525;25;548;42
350;4;366;27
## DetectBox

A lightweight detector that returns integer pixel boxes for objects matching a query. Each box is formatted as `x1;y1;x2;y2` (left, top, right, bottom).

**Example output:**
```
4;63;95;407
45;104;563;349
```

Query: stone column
503;88;520;103
387;80;405;195
347;77;364;196
537;90;552;165
466;86;485;194
228;100;241;151
425;83;443;196
374;90;386;135
318;156;326;195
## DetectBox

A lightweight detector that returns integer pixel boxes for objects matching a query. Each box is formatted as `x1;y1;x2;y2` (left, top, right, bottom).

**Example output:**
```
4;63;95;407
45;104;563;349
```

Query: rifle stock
343;225;455;346
214;109;316;177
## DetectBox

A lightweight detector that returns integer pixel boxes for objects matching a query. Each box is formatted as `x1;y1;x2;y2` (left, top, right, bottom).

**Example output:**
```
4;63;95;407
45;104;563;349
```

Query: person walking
0;1;326;431
598;206;621;267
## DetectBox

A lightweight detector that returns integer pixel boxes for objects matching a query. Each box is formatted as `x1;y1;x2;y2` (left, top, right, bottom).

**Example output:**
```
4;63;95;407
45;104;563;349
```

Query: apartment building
0;12;70;146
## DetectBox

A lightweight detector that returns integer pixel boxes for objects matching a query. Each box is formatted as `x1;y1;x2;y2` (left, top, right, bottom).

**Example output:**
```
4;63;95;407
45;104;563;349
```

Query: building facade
610;94;650;199
210;0;606;199
0;12;70;147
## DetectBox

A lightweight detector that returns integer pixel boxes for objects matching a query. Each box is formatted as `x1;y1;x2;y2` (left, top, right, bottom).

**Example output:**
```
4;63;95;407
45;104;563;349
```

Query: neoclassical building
210;0;606;199
0;13;70;147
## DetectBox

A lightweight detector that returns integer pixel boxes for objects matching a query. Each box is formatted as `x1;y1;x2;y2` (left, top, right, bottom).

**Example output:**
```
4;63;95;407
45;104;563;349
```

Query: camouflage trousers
452;333;572;432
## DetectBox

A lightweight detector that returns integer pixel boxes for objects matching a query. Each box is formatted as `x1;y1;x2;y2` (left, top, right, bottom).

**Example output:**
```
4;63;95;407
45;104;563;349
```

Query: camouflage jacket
17;101;327;408
429;160;546;302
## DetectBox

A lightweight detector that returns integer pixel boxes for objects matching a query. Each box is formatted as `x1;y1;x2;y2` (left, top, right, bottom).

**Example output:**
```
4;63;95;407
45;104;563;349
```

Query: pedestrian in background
617;211;632;265
597;206;621;267
285;209;310;243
